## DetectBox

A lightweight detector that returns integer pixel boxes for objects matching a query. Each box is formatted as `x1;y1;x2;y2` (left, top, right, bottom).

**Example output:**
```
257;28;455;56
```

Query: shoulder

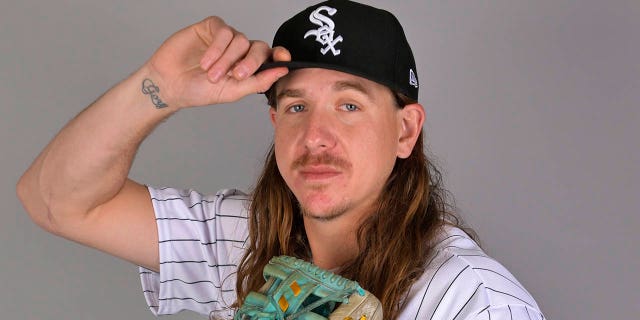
398;226;544;319
148;186;250;218
214;188;251;218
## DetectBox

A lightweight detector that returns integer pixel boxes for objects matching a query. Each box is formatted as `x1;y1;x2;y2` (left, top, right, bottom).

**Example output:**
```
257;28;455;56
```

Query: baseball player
17;1;545;319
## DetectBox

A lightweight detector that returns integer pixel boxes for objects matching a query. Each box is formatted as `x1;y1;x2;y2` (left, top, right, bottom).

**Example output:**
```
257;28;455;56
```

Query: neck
303;208;371;271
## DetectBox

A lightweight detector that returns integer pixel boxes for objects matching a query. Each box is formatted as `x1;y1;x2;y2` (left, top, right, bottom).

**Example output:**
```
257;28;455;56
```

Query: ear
396;103;425;158
269;107;277;127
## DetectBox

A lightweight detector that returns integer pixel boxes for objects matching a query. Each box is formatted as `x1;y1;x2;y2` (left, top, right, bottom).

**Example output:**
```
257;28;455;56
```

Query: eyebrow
276;80;373;103
332;80;372;97
276;88;305;101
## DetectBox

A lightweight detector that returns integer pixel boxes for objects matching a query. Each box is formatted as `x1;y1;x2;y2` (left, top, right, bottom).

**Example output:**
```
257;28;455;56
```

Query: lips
298;165;342;181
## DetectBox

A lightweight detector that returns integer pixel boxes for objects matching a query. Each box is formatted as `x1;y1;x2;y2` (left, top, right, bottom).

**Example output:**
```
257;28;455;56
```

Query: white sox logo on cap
303;6;344;56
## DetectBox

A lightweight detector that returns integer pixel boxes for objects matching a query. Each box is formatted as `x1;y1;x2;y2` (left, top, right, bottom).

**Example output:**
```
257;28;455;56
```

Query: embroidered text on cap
303;6;344;56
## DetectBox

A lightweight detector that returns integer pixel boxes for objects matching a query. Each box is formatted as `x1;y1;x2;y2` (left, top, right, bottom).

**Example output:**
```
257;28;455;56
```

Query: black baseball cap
259;0;420;101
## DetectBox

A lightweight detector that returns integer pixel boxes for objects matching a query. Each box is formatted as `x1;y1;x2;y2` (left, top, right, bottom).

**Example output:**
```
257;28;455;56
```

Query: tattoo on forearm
141;79;168;108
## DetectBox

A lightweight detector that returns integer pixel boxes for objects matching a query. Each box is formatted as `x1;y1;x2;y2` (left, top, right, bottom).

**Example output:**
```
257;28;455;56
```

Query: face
270;68;412;222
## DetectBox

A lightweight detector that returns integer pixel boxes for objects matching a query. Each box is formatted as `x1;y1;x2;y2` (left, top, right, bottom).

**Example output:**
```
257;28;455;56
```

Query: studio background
2;1;638;319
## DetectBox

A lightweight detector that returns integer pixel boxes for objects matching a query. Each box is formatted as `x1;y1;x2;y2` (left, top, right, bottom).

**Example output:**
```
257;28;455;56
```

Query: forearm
17;15;288;235
17;66;176;230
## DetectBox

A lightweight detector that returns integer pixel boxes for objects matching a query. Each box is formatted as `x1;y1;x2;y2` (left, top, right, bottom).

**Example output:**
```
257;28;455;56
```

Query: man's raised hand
145;16;290;109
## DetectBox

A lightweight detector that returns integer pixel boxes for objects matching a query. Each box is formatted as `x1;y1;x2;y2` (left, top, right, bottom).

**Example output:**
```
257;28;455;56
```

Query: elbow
16;173;59;234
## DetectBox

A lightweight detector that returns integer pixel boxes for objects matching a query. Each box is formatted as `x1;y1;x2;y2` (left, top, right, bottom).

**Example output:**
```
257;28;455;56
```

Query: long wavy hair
234;92;472;319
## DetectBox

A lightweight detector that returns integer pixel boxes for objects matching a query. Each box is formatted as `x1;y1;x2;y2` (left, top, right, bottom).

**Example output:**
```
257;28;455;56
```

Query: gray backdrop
2;0;638;319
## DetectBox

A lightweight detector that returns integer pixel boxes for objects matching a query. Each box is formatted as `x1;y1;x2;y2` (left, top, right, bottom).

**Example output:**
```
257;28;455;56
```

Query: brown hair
234;90;472;319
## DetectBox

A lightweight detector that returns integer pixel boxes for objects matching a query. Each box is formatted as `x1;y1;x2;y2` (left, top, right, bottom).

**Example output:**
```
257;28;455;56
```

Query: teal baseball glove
235;256;382;320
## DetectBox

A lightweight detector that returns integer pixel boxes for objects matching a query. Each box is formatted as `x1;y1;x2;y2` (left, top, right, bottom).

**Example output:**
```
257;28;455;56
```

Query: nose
302;109;336;153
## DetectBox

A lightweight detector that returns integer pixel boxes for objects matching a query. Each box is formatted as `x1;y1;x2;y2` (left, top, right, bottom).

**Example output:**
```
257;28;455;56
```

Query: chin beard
299;202;352;222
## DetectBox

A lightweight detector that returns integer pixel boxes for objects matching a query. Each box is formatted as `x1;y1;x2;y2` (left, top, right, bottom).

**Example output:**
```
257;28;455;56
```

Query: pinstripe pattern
140;187;250;317
400;227;545;320
139;187;545;319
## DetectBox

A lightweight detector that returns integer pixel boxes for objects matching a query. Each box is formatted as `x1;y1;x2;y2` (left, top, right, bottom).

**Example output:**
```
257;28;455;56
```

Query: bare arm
16;16;290;271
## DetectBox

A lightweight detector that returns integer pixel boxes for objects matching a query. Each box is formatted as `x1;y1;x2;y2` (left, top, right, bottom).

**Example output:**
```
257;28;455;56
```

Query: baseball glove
235;256;383;320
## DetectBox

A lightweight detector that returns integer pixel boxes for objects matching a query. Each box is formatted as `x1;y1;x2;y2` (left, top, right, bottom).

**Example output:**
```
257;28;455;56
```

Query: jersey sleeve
138;186;250;317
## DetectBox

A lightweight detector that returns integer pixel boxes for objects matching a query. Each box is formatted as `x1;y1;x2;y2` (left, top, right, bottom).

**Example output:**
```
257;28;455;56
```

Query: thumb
235;67;289;97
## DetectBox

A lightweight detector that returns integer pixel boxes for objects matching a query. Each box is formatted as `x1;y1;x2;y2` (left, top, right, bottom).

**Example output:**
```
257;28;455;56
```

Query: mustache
291;152;352;170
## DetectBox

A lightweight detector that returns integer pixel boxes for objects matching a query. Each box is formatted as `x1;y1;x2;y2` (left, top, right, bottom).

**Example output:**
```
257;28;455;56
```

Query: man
17;1;544;319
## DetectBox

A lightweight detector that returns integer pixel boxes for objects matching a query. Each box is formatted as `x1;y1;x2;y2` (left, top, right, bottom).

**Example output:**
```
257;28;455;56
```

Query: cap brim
257;61;401;96
258;60;367;76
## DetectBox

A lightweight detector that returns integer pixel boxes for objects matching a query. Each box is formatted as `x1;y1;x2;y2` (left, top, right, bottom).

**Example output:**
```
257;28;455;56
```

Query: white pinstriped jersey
139;186;545;320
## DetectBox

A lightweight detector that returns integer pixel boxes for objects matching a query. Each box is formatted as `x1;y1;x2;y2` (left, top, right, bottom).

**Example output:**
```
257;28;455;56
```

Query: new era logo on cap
259;0;420;101
409;69;419;88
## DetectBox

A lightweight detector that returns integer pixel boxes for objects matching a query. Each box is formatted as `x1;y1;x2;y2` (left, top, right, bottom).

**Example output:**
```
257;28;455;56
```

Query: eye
340;103;359;112
287;104;305;113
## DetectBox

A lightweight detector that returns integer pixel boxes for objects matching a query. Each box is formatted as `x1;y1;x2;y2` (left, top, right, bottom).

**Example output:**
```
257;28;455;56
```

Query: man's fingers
227;44;290;100
232;41;272;80
195;16;255;83
234;67;289;98
204;30;251;83
197;17;234;70
255;67;289;93
184;17;292;103
272;46;292;63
